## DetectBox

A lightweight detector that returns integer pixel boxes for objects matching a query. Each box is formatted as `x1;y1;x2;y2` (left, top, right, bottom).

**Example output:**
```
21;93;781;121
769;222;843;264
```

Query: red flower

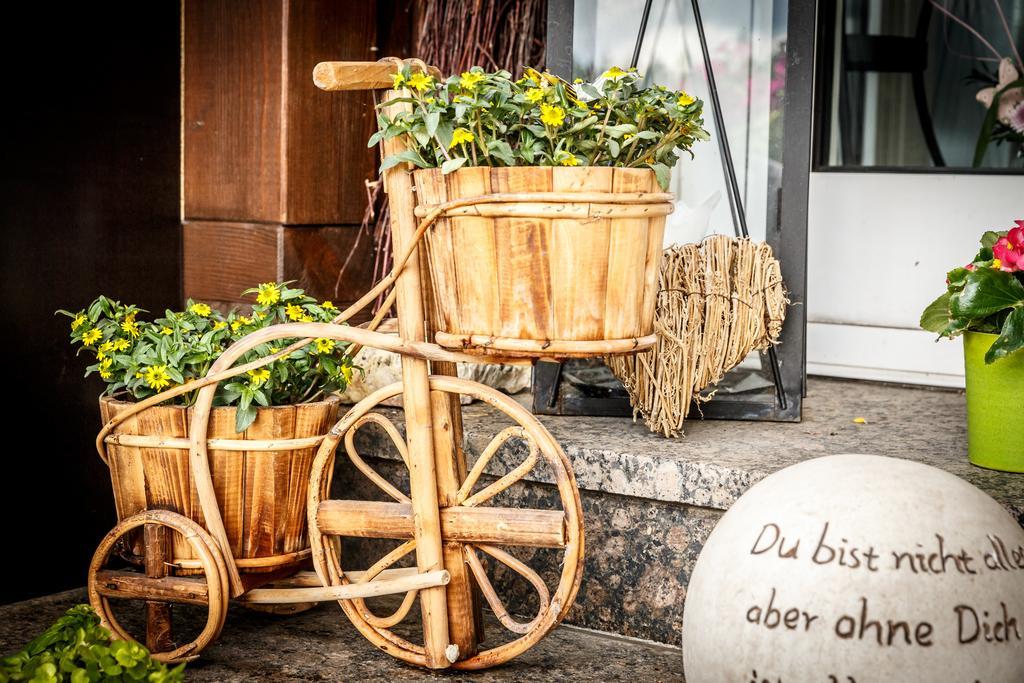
992;222;1024;272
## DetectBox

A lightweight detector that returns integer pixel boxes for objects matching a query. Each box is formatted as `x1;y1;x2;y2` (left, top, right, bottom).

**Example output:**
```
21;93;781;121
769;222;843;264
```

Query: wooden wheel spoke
352;540;421;629
344;413;410;504
93;570;210;606
464;544;550;635
318;500;566;548
456;427;539;508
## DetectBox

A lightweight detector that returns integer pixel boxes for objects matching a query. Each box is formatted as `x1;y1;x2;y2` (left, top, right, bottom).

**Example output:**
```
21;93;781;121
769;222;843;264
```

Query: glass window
817;0;1024;171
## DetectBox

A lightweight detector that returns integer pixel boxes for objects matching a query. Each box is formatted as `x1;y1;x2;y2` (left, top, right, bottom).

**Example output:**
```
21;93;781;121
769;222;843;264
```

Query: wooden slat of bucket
416;170;457;333
243;406;296;562
136;405;192;563
207;408;245;559
492;167;553;341
551;167;613;340
284;403;334;557
100;400;147;550
606;169;654;339
639;172;667;336
445;167;497;338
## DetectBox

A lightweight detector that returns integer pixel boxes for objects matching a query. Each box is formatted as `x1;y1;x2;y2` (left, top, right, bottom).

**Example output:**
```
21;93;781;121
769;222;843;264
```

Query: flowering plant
369;66;710;189
920;221;1024;363
58;282;355;432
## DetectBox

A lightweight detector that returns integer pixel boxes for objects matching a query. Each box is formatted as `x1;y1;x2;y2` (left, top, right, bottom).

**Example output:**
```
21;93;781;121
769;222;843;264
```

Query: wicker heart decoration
607;235;788;437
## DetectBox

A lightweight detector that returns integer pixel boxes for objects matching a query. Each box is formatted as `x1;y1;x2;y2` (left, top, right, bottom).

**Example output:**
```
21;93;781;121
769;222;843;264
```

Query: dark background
0;4;181;603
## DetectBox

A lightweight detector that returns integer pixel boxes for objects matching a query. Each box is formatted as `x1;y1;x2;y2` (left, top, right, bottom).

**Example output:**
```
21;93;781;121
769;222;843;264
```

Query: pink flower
1009;102;1024;135
965;263;977;271
976;58;1024;127
992;222;1024;272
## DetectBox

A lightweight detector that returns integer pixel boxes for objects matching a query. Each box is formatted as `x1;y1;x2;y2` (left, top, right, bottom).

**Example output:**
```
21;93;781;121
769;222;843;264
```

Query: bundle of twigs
607;236;788;438
413;0;547;76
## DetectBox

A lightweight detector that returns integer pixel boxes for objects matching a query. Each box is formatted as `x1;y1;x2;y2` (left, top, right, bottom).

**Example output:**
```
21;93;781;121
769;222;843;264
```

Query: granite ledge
355;378;1024;523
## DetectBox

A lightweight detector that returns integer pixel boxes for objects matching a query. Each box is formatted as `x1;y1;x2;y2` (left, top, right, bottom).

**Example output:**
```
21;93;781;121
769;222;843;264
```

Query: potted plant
921;221;1024;472
369;66;709;357
59;282;355;574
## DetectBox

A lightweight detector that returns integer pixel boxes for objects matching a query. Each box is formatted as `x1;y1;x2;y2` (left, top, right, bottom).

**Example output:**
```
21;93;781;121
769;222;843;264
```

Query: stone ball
682;454;1024;683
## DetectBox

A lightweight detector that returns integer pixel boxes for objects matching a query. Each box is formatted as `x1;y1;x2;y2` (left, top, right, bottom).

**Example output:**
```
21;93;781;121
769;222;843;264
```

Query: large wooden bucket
414;167;671;359
100;396;340;575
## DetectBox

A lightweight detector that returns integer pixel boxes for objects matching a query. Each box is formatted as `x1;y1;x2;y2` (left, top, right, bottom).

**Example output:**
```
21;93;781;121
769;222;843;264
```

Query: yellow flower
71;314;87;331
406;72;433;92
121;319;140;338
602;66;629;80
558;152;580;167
269;346;280;354
230;316;252;333
300;314;314;323
113;338;131;351
100;357;113;370
160;326;173;335
424;97;435;105
256;282;281;306
213;320;227;330
391;72;405;89
314;338;336;354
451;127;475;146
623;133;635;140
190;302;211;317
82;328;102;346
321;300;337;311
525;88;545;103
98;341;115;355
247;368;271;386
100;369;113;380
459;71;485;90
677;91;695;107
341;365;353;383
573;78;584;84
285;304;305;321
993;258;1003;270
254;311;266;321
144;365;171;391
540;104;565;127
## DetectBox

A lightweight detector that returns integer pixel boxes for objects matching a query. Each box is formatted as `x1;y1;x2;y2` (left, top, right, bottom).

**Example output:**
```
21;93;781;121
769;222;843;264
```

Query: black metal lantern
534;0;813;422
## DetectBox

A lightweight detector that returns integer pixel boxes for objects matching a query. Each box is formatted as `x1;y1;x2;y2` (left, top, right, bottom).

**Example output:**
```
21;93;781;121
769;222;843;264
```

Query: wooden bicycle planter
86;58;671;670
415;166;668;358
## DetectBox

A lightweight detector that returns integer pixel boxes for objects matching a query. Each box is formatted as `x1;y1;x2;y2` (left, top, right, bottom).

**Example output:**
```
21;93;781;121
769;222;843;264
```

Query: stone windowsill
358;377;1023;522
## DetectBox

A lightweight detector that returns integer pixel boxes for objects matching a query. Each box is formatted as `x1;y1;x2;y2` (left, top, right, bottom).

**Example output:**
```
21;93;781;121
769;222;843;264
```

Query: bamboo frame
306;375;585;670
88;510;229;663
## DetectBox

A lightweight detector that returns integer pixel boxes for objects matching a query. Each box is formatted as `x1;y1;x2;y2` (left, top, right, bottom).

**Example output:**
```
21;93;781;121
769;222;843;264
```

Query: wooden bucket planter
99;395;340;576
414;166;671;358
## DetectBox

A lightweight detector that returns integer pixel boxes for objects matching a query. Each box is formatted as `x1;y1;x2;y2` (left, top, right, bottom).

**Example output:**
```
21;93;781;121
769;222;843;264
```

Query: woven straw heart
607;235;788;437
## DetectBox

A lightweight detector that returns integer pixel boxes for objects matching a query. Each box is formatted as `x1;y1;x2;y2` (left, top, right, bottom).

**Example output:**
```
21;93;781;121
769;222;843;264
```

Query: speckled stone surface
353;377;1023;522
0;590;685;682
335;377;1024;645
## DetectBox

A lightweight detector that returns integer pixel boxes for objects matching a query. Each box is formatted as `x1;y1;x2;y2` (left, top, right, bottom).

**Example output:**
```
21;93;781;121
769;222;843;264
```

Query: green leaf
441;157;468;174
985;306;1024;363
950;267;1024;318
235;401;257;433
366;129;385;148
649;162;671;190
919;291;951;334
424;111;440;137
607;138;620;158
379;149;427;173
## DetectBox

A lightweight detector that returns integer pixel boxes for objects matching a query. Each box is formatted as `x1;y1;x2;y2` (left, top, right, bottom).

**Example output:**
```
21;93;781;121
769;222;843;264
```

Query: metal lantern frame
534;0;813;422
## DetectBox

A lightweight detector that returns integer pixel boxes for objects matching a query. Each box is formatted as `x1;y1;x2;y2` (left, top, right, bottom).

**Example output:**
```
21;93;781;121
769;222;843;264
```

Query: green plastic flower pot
963;331;1024;473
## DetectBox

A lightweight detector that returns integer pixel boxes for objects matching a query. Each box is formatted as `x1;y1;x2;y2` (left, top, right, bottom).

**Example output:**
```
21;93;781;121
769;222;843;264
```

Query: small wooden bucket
414;166;670;359
99;396;340;575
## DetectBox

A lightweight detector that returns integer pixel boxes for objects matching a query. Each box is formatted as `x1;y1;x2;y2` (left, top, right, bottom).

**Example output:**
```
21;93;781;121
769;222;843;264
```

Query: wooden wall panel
183;0;283;222
183;222;279;303
283;0;378;224
183;0;378;225
282;226;375;311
